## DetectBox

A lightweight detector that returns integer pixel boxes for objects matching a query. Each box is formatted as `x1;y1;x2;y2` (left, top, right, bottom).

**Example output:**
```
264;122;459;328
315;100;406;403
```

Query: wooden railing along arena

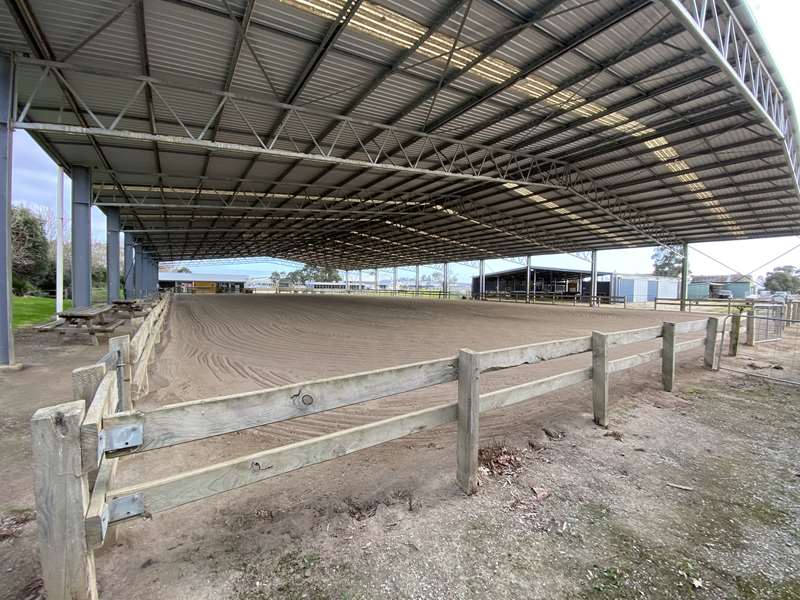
31;308;720;600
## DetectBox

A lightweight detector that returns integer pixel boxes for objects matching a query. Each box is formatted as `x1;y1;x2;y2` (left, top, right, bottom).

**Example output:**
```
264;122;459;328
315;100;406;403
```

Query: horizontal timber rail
478;291;626;307
32;311;718;599
655;296;794;315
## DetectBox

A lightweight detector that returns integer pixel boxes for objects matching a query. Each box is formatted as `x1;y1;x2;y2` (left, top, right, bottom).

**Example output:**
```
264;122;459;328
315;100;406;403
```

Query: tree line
652;244;799;292
10;205;110;296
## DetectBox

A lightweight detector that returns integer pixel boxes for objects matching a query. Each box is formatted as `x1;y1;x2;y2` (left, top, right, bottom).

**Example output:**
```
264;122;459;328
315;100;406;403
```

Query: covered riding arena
3;0;800;598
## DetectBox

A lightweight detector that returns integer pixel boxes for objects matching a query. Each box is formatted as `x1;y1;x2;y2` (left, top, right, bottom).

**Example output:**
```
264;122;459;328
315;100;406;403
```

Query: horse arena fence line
32;306;718;600
478;291;627;307
717;301;800;385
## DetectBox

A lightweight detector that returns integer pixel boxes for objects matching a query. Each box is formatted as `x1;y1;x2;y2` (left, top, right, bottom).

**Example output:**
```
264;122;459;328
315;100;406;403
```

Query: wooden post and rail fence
32;307;721;599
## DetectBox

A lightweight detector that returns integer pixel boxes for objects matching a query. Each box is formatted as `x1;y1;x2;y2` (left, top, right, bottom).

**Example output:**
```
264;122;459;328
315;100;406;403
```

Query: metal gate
717;304;800;385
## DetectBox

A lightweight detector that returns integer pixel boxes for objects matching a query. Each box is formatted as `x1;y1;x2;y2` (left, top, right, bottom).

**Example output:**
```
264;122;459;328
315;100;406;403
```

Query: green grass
12;296;72;329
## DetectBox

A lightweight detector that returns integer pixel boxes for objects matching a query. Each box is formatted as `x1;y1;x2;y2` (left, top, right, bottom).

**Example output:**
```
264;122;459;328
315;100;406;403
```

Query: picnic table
111;298;146;319
58;305;125;345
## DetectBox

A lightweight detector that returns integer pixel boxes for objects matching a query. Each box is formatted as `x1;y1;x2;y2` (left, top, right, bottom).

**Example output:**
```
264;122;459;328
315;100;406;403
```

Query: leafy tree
11;206;50;291
176;266;191;273
651;245;683;277
270;271;282;286
301;264;341;282
764;265;800;293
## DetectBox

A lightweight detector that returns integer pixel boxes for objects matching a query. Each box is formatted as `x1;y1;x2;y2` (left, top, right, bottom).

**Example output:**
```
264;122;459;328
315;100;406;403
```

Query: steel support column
345;269;349;292
358;269;362;293
105;207;120;302
0;53;13;365
56;167;65;314
526;256;531;303
393;266;397;294
479;259;485;300
680;242;689;311
134;241;144;298
71;166;92;308
374;268;379;293
442;263;449;297
590;250;598;306
124;233;134;299
415;265;420;296
152;254;159;294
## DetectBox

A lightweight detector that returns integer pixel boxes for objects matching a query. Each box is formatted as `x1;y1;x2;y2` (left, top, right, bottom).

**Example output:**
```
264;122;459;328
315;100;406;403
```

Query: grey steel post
442;263;448;297
393;266;397;294
105;207;120;302
525;255;531;303
478;259;485;300
358;269;362;293
56;167;64;314
532;269;537;302
374;268;379;294
152;254;159;293
415;265;420;296
0;53;13;365
680;242;689;312
71;166;92;308
590;250;598;306
124;233;134;299
134;241;143;298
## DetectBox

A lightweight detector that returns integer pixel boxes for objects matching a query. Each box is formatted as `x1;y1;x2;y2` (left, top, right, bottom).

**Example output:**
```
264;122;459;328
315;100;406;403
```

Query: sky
10;0;800;284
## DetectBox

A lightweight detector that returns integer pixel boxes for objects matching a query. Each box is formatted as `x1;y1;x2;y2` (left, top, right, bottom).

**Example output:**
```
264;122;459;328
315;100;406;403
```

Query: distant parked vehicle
714;290;733;299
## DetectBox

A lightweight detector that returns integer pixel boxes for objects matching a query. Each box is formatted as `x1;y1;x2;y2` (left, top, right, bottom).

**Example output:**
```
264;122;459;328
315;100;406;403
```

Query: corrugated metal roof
3;0;799;268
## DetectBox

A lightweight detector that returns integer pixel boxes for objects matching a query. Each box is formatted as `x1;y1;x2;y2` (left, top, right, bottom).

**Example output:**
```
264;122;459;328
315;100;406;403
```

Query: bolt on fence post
729;312;741;356
704;316;720;370
592;331;609;427
662;322;677;392
31;400;98;600
457;348;480;495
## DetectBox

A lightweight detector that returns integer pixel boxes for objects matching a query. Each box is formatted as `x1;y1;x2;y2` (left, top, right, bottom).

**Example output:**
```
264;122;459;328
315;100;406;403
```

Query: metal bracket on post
108;492;144;523
105;423;143;453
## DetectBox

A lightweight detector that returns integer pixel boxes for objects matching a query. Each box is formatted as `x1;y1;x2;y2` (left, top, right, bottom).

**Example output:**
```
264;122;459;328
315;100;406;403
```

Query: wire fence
718;308;800;385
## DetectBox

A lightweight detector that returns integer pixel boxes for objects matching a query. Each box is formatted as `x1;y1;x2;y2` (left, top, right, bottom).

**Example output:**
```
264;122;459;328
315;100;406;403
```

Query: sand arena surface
94;294;722;599
120;294;701;483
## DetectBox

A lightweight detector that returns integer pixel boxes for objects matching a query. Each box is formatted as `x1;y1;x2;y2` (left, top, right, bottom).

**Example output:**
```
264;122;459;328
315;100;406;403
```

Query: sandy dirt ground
2;295;797;599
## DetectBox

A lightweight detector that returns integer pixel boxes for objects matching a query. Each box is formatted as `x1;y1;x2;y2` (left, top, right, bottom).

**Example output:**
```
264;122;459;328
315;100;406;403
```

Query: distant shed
158;272;249;294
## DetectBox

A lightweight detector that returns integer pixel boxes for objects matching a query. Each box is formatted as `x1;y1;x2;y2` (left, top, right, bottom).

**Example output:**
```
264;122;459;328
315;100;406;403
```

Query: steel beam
71;166;92;308
662;0;800;196
423;0;652;133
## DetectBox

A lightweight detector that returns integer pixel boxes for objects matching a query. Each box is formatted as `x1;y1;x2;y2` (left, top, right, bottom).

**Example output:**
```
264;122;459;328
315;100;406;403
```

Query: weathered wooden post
704;316;720;370
729;312;741;356
662;322;676;391
31;401;98;600
457;348;480;495
110;335;132;411
592;331;609;427
745;307;755;346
